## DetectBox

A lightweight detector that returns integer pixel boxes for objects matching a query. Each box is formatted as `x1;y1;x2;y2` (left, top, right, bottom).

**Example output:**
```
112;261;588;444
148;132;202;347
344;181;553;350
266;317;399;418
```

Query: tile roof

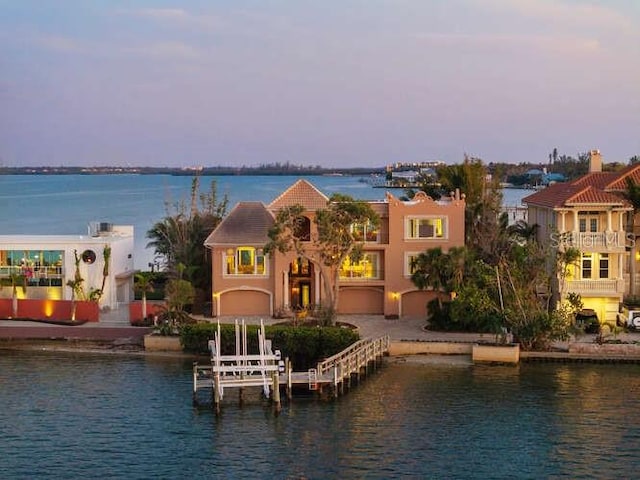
268;179;329;211
522;163;640;209
523;183;630;208
604;164;640;191
204;202;274;245
565;186;630;207
570;172;617;189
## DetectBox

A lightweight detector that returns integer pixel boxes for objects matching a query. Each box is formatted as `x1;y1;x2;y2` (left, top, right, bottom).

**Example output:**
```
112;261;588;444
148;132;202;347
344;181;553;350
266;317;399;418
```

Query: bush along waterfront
181;322;359;370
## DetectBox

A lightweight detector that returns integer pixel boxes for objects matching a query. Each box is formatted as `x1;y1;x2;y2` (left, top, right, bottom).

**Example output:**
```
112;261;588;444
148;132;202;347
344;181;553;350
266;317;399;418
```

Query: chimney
589;149;602;173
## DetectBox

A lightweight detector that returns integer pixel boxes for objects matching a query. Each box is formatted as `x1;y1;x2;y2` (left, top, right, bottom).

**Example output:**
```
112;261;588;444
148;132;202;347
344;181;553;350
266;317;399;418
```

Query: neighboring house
0;223;135;312
204;179;465;319
523;150;640;324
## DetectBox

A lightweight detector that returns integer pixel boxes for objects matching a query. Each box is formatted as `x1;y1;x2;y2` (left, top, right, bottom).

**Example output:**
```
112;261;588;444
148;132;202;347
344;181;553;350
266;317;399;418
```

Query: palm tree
9;272;25;318
134;273;155;321
411;247;468;308
66;277;84;322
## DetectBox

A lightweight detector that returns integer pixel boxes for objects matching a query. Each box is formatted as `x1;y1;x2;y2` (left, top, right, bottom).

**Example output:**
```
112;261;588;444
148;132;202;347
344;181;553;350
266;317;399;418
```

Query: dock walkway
192;320;390;414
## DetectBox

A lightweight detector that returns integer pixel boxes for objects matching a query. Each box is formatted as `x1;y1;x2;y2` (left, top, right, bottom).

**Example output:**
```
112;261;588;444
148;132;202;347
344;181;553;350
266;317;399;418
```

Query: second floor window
599;253;609;279
579;216;599;232
339;252;380;280
224;247;266;276
351;221;379;242
406;217;446;239
581;253;592;279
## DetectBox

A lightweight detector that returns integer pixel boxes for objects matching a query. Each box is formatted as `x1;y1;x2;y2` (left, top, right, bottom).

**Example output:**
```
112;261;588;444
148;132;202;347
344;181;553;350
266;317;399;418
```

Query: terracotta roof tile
566;187;630;207
523;183;630;208
268;179;329;211
571;172;616;189
604;164;640;191
204;202;274;245
522;183;586;208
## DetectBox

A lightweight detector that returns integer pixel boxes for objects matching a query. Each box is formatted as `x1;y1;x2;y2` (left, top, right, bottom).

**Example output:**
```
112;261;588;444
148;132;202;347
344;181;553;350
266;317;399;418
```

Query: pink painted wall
0;298;99;322
128;301;165;321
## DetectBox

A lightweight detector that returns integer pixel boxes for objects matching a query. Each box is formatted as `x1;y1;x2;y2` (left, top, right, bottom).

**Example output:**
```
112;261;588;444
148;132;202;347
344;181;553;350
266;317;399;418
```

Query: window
405;253;420;276
581;253;592;279
0;249;64;279
339;252;380;280
224;247;266;275
351;221;379;243
579;215;599;232
293;216;311;241
599;253;609;279
406;217;446;239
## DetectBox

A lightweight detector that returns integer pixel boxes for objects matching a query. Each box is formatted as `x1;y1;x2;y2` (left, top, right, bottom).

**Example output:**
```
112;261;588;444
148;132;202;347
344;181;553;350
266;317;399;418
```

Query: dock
192;320;390;414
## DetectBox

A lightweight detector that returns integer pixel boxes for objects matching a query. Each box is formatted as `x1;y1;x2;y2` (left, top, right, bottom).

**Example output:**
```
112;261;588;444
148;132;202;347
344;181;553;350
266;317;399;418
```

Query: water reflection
1;351;639;479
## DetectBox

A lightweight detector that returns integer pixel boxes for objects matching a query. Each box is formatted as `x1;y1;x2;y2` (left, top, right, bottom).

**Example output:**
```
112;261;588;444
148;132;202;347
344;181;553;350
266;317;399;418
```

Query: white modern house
0;223;135;311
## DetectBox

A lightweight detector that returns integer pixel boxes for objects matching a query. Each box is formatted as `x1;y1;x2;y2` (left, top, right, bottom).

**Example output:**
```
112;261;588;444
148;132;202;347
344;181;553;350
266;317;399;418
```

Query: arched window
293;216;311;241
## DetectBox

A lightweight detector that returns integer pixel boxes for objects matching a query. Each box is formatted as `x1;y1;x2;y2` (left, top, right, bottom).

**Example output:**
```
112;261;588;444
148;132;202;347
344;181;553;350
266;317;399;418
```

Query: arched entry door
289;258;314;309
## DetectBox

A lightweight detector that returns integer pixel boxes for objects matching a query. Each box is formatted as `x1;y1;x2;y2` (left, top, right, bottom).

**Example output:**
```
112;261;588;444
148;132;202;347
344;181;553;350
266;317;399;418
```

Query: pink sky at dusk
1;0;638;168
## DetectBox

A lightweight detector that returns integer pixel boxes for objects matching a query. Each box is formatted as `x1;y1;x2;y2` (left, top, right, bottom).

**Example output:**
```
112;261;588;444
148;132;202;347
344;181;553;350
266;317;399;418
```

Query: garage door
339;287;384;314
402;291;439;318
220;290;271;316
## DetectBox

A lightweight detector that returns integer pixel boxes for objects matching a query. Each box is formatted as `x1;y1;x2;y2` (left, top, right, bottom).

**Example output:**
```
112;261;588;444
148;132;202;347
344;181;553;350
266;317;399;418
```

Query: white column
607;209;612;232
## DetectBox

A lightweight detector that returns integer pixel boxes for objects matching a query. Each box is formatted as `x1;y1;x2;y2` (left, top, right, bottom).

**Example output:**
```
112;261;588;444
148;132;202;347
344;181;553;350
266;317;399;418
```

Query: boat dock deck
192;323;390;415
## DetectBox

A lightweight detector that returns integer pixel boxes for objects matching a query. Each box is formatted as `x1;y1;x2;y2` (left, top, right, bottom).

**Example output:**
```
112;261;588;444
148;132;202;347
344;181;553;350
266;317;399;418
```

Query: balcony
565;278;625;297
558;231;627;252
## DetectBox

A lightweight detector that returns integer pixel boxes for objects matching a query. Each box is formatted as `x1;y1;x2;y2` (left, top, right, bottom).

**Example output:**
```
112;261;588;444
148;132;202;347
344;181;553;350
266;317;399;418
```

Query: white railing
561;231;626;249
316;335;390;382
565;279;622;295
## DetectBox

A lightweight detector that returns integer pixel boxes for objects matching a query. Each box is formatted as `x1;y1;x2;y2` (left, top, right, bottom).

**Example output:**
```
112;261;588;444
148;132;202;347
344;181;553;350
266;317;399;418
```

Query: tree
158;264;196;333
146;176;228;309
134;272;155;321
265;194;380;324
410;247;467;308
436;156;506;264
8;272;26;318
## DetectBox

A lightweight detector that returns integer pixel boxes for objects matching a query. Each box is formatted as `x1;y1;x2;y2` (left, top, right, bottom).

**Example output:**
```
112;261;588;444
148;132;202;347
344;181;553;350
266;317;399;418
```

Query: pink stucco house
204;179;465;319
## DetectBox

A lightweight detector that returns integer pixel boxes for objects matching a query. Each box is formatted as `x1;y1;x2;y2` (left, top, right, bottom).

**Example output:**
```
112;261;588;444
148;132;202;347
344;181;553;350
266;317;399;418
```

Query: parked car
575;309;600;334
616;306;640;330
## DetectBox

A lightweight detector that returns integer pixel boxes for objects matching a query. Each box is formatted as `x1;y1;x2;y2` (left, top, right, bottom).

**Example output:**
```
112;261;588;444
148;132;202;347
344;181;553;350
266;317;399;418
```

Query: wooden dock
192;320;390;414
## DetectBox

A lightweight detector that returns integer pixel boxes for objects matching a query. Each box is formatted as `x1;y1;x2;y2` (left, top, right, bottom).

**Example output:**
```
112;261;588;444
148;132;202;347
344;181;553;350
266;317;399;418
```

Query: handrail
316;335;389;377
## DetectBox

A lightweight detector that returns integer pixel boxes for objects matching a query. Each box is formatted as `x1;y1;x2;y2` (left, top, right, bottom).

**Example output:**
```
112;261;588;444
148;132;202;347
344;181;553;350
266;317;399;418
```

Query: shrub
180;323;359;370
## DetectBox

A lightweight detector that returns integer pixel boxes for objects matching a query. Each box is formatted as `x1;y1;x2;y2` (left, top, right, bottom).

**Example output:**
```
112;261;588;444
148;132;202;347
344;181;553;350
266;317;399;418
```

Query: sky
1;0;639;168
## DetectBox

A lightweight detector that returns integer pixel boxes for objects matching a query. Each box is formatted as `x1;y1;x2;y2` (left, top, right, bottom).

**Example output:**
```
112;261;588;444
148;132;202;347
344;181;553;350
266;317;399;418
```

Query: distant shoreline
0;166;381;176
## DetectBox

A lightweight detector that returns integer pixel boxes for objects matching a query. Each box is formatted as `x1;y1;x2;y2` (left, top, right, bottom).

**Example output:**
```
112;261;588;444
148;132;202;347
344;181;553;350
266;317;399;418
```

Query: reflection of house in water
204;179;465;319
0;223;135;310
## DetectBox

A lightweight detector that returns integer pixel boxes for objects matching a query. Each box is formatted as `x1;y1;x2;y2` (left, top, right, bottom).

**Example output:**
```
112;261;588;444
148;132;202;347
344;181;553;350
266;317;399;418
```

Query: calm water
1;350;639;479
0;173;529;270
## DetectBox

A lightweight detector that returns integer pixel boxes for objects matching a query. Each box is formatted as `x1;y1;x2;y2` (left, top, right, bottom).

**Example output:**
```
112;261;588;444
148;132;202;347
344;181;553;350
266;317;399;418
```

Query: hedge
180;323;360;370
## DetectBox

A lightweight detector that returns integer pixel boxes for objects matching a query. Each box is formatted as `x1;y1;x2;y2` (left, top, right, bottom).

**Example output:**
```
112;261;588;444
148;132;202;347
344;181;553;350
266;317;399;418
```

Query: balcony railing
565;279;624;296
558;231;627;250
0;266;64;278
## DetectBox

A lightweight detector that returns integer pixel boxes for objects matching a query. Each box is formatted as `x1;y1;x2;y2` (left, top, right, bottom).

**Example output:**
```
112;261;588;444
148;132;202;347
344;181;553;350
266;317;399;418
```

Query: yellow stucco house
523;150;640;325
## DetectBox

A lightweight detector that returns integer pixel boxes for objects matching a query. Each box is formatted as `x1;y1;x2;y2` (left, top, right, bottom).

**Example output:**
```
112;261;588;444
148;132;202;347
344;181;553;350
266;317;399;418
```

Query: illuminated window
406;217;446;239
351;221;379;243
224;247;266;276
340;252;380;280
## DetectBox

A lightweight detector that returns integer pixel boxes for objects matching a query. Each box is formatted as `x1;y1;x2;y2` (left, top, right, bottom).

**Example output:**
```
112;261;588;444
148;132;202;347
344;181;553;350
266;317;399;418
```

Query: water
0;173;530;270
1;350;639;479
